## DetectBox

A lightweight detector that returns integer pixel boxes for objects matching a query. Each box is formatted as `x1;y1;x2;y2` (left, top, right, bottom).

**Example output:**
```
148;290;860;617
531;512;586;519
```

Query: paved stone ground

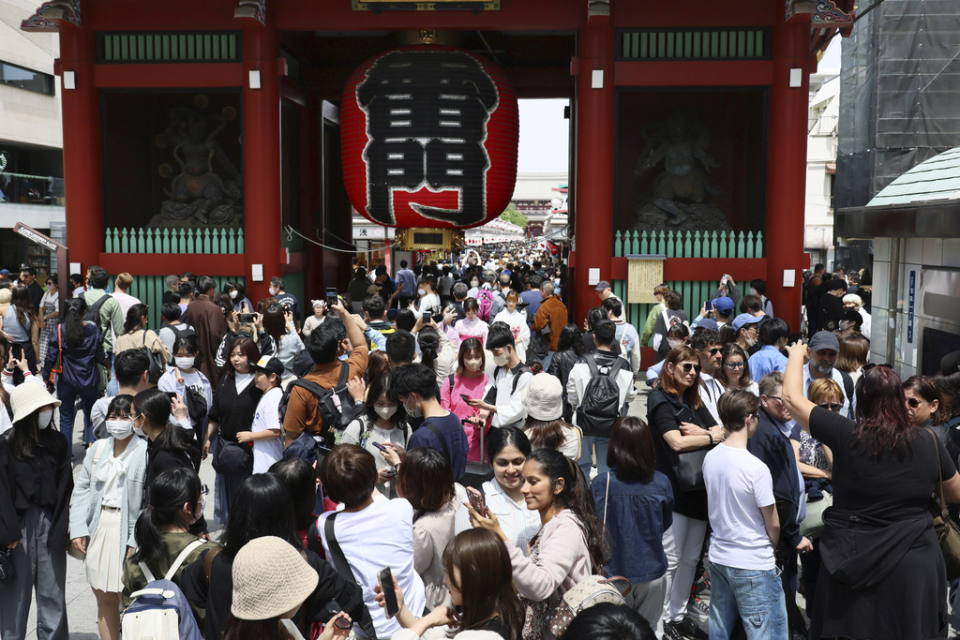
31;383;809;638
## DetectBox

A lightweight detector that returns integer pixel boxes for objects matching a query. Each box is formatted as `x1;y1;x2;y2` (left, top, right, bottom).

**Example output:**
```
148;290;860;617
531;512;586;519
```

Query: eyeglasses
906;398;928;408
765;396;783;403
679;363;702;373
818;403;843;413
706;348;722;356
724;361;745;370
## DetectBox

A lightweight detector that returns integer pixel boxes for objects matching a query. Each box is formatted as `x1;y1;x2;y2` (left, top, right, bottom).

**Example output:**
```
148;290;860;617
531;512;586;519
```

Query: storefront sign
341;45;518;229
13;223;69;312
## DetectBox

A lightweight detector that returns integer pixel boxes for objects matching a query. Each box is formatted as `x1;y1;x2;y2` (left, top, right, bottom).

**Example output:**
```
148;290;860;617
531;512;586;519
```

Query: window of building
0;61;55;96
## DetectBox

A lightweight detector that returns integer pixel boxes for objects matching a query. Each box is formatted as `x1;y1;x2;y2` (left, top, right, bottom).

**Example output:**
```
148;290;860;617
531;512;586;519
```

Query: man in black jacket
817;279;848;332
748;371;812;639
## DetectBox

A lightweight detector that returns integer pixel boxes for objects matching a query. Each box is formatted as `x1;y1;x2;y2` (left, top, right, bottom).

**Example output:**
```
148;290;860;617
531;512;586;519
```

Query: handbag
211;436;253;476
926;427;960;581
49;325;63;384
0;547;15;586
669;406;712;492
549;473;631;638
799;490;833;539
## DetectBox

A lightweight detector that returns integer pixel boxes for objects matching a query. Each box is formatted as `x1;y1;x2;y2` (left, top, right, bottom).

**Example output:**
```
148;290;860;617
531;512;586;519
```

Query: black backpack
576;355;627;437
83;294;111;334
279;362;362;444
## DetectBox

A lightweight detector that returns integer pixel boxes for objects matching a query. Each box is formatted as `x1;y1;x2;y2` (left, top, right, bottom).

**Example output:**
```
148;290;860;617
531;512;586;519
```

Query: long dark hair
62;297;88;346
221;474;301;558
714;343;752;390
222;618;295;640
364;372;405;425
268;458;318;531
456;337;485;377
527;448;606;566
853;365;915;458
522;417;574;453
9;398;64;462
904;375;944;426
557;323;584;356
607;417;656;483
442;529;524;639
656;346;703;409
133;388;192;452
418;326;440;372
0;337;8;416
124;303;150;334
11;286;36;327
262;303;287;345
133;468;202;564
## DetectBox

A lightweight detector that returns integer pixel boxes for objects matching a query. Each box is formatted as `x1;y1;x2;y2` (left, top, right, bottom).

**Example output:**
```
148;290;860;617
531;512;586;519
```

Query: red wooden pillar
765;17;812;330
573;6;616;325
59;23;103;270
240;19;283;303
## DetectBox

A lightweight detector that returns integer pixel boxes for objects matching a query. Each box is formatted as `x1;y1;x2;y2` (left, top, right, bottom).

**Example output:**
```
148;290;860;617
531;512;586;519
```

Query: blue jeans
106;354;118;397
57;378;100;450
541;350;554;370
707;561;787;640
578;435;609;481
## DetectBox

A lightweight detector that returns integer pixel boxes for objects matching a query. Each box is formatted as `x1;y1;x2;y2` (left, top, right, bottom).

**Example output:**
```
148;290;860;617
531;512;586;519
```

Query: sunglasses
862;363;893;373
818;403;843;413
906;398;928;408
724;361;745;369
679;362;702;373
705;348;722;356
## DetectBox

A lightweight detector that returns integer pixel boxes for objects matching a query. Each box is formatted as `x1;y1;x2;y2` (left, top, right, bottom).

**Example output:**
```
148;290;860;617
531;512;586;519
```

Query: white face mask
464;358;482;372
492;351;509;367
404;397;422;419
667;339;683;349
375;405;398;420
175;357;195;369
470;280;479;288
106;419;134;439
418;287;426;296
229;290;238;299
749;288;758;296
269;286;278;295
37;409;54;429
745;336;757;347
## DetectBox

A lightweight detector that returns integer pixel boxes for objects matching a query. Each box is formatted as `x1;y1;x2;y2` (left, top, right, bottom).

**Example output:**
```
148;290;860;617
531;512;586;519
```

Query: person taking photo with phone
374;528;524;639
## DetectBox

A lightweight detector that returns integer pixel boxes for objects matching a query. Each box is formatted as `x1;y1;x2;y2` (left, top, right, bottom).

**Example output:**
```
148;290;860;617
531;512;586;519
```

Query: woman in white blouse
69;395;147;640
492;291;529;363
454;427;540;554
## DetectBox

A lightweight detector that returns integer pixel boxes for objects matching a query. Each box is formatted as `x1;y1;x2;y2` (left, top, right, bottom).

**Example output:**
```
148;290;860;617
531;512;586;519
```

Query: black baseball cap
253;356;284;378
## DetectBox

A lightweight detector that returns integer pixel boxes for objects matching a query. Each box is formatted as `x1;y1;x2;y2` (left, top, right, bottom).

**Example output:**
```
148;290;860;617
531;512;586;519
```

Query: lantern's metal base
395;227;465;252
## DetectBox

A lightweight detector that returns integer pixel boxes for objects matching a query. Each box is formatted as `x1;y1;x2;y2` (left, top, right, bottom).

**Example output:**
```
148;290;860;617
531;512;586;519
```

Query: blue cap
712;296;735;315
733;313;763;332
697;318;719;331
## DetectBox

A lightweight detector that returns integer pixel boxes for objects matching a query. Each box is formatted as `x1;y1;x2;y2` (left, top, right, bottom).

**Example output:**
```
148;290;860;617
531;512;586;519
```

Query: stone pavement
29;382;806;638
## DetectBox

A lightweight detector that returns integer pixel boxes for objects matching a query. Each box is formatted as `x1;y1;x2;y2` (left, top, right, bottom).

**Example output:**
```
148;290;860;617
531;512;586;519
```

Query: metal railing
0;172;65;206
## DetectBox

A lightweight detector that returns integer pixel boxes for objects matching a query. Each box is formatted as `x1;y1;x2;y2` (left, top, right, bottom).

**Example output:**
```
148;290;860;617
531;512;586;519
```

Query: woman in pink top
440;338;489;462
466;449;606;640
454;298;489;347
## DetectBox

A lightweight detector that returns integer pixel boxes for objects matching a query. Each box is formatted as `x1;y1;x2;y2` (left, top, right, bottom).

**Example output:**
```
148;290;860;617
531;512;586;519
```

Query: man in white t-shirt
702;389;788;639
318;445;426;640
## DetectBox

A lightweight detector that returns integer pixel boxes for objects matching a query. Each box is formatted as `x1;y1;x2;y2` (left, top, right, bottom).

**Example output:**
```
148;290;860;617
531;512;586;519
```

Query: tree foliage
499;205;528;229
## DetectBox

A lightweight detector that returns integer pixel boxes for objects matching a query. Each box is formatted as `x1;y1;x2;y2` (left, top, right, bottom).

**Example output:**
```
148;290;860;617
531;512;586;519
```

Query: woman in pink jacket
467;448;606;640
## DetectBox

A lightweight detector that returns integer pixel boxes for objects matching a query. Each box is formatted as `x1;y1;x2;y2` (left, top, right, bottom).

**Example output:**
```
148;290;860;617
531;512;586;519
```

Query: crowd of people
0;253;959;640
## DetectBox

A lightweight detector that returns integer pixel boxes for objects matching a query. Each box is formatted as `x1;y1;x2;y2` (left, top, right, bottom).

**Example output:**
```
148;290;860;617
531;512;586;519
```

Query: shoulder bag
323;513;381;640
926;427;960;580
670;405;713;492
549;473;631;638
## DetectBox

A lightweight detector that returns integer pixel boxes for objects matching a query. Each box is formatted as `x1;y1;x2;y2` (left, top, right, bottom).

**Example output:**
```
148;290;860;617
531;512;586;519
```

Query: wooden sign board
626;254;665;305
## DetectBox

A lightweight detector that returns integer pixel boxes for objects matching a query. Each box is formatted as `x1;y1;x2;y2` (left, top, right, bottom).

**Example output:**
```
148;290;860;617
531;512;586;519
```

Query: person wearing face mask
454;298;490;348
341;372;411;497
40;296;109;454
268;276;302;332
441;339;490;462
732;313;762;355
158;336;213;443
413;275;442;321
120;468;216;624
384;364;469;482
222;281;253;315
0;382;72;640
467;326;533;430
69;395;147;640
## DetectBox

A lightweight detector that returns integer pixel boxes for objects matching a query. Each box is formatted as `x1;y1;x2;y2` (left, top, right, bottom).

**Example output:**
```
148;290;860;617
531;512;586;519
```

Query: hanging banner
341;45;519;229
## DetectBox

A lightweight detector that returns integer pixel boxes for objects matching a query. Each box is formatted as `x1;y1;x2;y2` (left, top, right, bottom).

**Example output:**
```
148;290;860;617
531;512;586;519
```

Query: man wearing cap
245;356;285;473
567;318;636;479
842;293;871;340
748;318;790;381
594;280;623;309
817;279;848;332
712;296;736;327
732;313;763;353
803;331;856;418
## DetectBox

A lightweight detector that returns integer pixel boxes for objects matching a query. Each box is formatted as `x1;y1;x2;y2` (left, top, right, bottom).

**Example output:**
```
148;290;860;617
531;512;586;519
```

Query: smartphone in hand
459;393;472;403
466;486;485;515
372;442;388;452
379;567;400;618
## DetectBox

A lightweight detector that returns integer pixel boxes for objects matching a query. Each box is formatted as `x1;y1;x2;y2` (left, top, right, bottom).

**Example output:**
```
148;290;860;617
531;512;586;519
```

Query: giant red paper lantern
341;45;519;229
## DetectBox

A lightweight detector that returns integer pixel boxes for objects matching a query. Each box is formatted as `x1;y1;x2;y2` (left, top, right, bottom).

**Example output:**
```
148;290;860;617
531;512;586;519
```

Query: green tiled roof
867;147;960;207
